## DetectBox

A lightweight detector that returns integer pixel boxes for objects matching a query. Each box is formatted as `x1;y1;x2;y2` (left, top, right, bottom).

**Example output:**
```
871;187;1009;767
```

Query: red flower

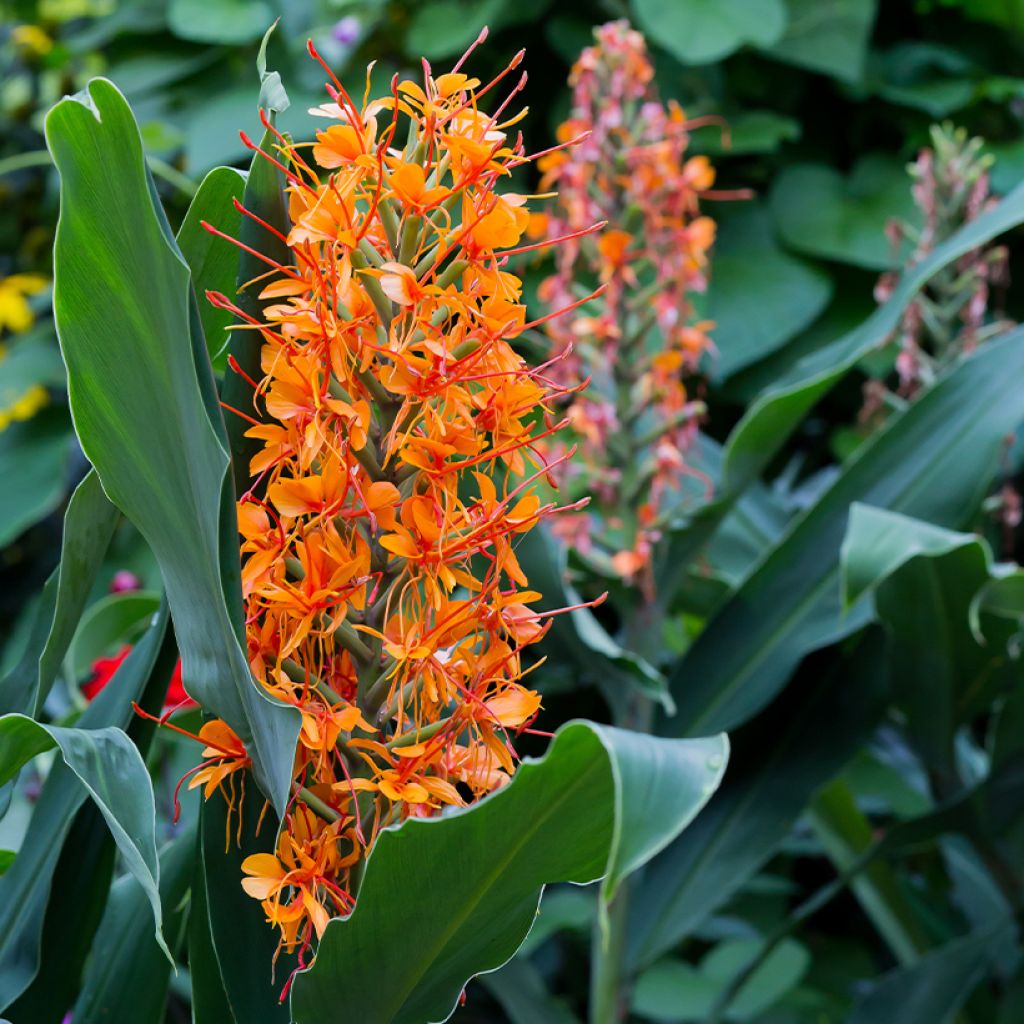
83;644;195;711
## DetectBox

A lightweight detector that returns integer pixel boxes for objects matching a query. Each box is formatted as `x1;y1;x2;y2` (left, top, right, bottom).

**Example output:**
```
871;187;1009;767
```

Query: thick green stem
590;888;631;1024
589;601;659;1023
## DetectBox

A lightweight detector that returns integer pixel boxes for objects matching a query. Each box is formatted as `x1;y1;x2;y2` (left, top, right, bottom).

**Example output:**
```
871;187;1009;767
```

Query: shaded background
3;1;1024;1022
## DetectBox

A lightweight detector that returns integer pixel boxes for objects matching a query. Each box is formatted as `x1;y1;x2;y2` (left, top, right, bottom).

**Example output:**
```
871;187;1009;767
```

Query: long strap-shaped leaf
44;78;299;815
664;327;1024;736
0;721;166;956
0;470;117;718
0;606;172;1010
627;630;890;969
290;722;728;1024
657;180;1024;600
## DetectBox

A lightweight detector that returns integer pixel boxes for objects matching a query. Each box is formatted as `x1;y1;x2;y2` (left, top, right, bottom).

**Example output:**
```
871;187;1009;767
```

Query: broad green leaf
291;722;728;1024
45;78;299;815
256;20;290;116
516;886;594;956
66;590;161;683
0;607;172;1010
762;0;877;83
842;504;1020;766
707;203;832;380
190;846;240;1024
633;938;810;1021
871;42;978;117
665;329;1024;736
480;959;580;1024
73;824;195;1024
848;921;1014;1024
770;155;918;269
972;570;1024;636
197;782;292;1024
959;0;1024;30
176;166;246;369
7;803;117;1023
723;294;876;408
0;717;166;957
0;406;73;547
629;632;889;968
0;470;118;716
633;0;787;64
841;504;981;608
404;0;505;59
167;0;273;44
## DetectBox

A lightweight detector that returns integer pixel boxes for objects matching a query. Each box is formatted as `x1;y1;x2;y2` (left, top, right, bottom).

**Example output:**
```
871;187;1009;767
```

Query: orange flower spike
538;20;740;591
201;32;601;958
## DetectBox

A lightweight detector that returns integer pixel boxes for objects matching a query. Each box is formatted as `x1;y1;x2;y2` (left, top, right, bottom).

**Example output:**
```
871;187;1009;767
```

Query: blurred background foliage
4;1;1024;1022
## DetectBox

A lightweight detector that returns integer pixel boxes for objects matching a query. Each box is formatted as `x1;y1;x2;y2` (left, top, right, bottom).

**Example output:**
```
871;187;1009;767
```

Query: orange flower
200;31;598;960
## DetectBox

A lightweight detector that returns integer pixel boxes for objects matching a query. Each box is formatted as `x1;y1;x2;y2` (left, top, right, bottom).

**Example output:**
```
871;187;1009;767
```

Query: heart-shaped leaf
770;155;920;269
633;0;787;64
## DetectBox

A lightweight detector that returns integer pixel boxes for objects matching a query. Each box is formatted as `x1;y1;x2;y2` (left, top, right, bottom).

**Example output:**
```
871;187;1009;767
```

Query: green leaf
290;722;728;1024
167;0;274;44
404;0;505;60
633;938;810;1021
45;78;299;815
871;43;978;117
848;922;1014;1024
196;781;292;1024
665;329;1024;737
841;504;984;608
0;606;171;1010
633;0;788;64
770;155;918;269
841;504;1020;767
7;806;118;1023
0;717;167;957
480;958;580;1024
66;590;161;683
73;824;195;1024
190;845;240;1024
629;632;889;969
761;0;877;83
707;203;833;380
256;20;290;116
723;179;1024;494
176;166;247;370
958;0;1024;30
659;180;1024;608
0;406;73;547
808;779;929;965
0;470;118;716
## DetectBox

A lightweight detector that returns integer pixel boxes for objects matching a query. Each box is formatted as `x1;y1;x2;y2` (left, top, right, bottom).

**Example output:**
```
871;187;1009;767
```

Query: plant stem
590;886;631;1024
589;602;659;1024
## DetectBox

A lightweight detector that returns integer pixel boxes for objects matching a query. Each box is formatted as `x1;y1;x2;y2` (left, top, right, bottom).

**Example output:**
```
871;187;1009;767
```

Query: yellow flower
0;384;48;433
11;25;52;57
0;274;47;334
